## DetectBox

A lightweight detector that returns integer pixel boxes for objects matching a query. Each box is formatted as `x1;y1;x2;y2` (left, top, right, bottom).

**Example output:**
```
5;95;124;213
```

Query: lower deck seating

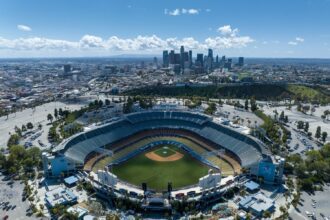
88;130;240;175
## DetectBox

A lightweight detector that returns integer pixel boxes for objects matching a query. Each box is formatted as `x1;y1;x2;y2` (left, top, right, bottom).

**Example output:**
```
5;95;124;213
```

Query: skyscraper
174;53;181;65
188;50;193;67
215;55;219;68
163;50;169;67
225;58;232;69
208;49;213;60
153;57;158;68
207;49;214;70
196;53;204;67
238;57;244;66
180;46;185;69
63;64;71;74
169;50;175;64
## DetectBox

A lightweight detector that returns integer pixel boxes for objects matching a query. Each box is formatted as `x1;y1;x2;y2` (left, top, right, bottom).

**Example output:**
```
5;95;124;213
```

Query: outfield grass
153;145;176;157
112;145;209;191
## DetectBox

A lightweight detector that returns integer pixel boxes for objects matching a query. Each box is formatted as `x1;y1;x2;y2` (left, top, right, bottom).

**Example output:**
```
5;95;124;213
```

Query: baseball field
111;144;210;191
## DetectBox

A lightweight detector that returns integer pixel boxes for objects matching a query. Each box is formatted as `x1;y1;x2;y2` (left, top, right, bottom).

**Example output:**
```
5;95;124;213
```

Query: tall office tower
238;57;244;66
182;52;189;71
183;52;189;62
174;53;181;65
215;55;219;68
225;58;232;69
188;50;193;67
169;50;175;64
196;53;204;67
63;64;71;74
163;50;169;67
180;45;185;54
208;49;213;60
206;49;213;71
221;56;226;67
180;46;185;69
153;57;158;68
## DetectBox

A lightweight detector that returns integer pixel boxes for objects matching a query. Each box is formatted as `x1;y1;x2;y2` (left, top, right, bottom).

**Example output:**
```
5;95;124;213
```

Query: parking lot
0;101;84;148
262;104;330;143
294;184;330;220
0;177;37;220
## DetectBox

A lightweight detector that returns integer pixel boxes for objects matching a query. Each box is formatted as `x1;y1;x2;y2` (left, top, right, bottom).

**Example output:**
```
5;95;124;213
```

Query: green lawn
112;145;209;191
153;145;176;157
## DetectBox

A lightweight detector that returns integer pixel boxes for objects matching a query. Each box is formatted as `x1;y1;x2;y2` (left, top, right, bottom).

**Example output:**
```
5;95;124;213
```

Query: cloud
168;8;181;16
187;9;199;15
217;25;238;37
295;37;304;42
205;9;211;12
288;37;304;46
17;24;32;32
165;8;199;16
0;26;254;55
80;35;104;48
288;41;298;46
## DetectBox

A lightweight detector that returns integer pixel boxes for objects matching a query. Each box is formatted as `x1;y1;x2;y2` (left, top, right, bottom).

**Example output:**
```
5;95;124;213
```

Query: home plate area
145;145;184;162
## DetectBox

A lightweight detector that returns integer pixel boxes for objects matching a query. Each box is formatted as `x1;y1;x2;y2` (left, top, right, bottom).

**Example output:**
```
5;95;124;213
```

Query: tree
38;124;42;130
98;100;103;107
302;105;310;114
250;98;257;112
26;122;34;130
21;124;27;132
304;122;309;133
297;121;304;130
279;205;288;218
123;97;133;114
263;210;271;218
204;102;217;115
106;214;120;220
47;113;54;123
284;115;289;123
323;110;330;120
0;152;6;169
322;132;328;142
105;99;111;105
59;108;63;117
244;99;249;111
279;111;285;121
300;178;314;191
315;126;321;139
54;108;58;119
7;134;20;147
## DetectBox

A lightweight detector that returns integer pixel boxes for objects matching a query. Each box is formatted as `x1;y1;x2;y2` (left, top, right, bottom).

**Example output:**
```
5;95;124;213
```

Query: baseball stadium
48;110;274;192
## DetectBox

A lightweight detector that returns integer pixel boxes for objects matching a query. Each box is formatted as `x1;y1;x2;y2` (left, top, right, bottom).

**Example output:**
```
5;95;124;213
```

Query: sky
0;0;330;58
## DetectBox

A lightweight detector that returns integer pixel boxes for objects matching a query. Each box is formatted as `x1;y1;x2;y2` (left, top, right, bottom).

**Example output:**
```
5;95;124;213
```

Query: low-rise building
45;186;78;208
239;192;275;217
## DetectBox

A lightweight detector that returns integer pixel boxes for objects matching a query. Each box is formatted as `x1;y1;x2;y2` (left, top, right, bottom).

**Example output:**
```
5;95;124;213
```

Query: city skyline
1;0;330;58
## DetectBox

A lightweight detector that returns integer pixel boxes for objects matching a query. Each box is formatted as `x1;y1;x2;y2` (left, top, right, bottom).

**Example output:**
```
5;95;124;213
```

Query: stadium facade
43;110;284;185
